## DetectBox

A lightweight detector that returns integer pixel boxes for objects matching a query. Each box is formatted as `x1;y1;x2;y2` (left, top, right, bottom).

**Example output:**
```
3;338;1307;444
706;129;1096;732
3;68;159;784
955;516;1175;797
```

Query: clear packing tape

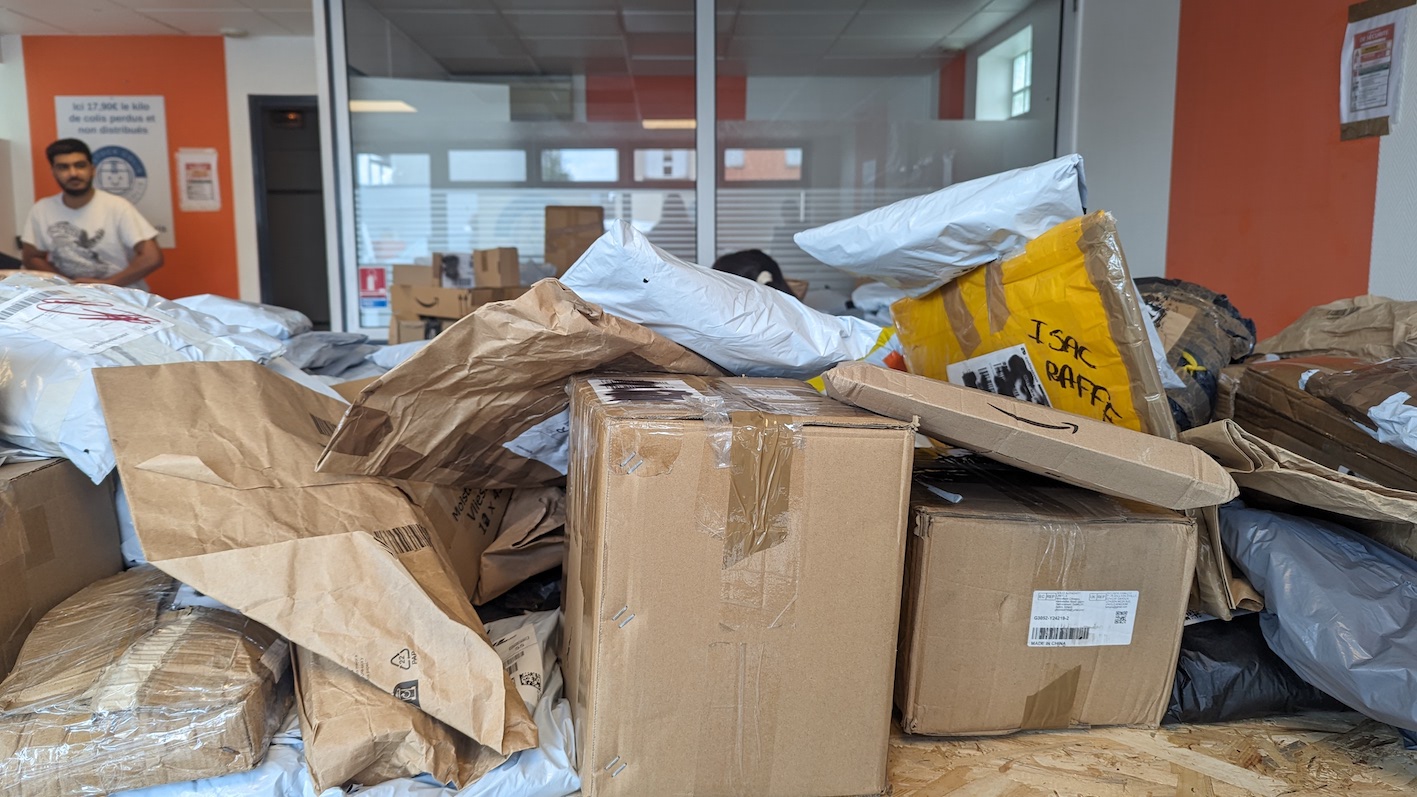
0;567;292;796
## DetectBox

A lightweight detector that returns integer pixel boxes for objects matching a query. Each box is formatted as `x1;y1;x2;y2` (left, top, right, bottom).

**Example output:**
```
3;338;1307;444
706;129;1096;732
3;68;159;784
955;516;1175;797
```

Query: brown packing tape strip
1350;0;1415;22
20;507;54;567
985;260;1011;336
1020;665;1081;730
723;411;795;569
940;280;982;360
1077;212;1178;439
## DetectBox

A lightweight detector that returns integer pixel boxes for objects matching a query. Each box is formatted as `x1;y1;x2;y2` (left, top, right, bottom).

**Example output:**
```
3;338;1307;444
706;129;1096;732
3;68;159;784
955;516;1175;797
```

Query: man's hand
100;238;164;288
19;242;58;273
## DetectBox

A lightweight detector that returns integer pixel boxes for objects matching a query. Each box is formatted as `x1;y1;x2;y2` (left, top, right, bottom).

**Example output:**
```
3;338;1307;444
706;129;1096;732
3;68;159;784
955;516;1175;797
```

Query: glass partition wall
324;0;1062;334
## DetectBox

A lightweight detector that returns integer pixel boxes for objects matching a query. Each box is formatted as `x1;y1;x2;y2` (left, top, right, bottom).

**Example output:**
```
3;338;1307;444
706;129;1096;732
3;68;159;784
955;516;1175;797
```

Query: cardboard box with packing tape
898;461;1196;736
562;374;915;797
0;458;123;680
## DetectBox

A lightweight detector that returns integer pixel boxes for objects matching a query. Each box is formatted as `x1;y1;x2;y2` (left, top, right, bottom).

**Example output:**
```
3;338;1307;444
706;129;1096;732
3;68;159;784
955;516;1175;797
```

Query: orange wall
23;36;238;300
1166;1;1380;337
938;54;966;120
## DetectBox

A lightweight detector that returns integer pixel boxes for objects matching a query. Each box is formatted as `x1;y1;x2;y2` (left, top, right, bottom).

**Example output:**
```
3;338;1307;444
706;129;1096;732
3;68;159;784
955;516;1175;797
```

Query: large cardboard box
1235;358;1417;492
393;264;436;288
898;462;1197;736
388;317;453;345
0;458;122;679
390;284;528;321
564;374;914;797
545;206;604;276
473;248;520;288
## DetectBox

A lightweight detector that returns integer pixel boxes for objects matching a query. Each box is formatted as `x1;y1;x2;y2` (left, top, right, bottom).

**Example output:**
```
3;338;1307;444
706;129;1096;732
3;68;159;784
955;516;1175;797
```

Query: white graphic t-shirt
22;190;159;289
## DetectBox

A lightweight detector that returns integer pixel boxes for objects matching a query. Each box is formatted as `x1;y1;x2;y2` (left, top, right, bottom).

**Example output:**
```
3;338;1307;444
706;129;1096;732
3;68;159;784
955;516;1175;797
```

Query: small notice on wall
55;95;175;246
176;148;221;212
1341;0;1415;140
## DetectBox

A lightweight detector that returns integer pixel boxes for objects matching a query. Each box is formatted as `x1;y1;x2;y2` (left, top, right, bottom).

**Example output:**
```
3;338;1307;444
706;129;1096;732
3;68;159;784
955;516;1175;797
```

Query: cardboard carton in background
434;252;474;289
563;374;914;797
545;206;604;276
897;463;1196;736
390;285;529;322
393;264;437;288
0;459;123;679
473;248;520;288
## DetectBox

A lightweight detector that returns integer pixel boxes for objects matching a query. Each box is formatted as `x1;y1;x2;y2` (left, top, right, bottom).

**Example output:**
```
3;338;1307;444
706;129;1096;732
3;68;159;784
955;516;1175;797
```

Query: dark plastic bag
1165;613;1341;724
1219;503;1417;730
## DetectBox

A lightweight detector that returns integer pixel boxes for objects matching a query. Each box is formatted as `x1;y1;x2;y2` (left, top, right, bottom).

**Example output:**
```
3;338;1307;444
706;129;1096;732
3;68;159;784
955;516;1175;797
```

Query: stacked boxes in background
388;250;528;344
545;206;605;276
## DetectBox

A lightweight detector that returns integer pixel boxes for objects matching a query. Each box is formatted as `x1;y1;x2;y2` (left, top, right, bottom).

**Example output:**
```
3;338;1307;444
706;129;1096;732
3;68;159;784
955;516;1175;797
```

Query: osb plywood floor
888;713;1417;796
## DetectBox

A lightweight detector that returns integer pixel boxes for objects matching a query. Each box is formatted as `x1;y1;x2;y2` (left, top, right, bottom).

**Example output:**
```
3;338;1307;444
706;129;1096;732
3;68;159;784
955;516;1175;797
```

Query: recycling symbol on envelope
391;648;417;669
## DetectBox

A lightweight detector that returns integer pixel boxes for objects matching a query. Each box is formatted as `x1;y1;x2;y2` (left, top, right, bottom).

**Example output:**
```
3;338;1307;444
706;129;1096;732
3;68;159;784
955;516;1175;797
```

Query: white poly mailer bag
173;294;313;340
0;275;284;482
562;221;885;378
793;154;1087;297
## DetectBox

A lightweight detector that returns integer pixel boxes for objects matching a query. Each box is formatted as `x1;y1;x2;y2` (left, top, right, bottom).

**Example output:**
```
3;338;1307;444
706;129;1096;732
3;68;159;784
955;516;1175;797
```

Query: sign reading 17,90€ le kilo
55;95;175;247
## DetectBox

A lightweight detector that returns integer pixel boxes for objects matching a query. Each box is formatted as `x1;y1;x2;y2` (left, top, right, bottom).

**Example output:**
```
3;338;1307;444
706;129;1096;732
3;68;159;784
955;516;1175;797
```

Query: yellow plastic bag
892;211;1175;438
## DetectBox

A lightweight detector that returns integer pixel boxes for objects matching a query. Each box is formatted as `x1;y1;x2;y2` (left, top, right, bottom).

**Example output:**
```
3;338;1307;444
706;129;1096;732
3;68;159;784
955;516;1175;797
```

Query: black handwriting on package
1029;319;1124;425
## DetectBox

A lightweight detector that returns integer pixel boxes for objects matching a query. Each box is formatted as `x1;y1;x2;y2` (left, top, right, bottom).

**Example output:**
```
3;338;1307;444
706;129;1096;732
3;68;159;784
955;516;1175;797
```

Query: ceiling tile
492;0;620;10
530;55;629;75
240;0;312;10
736;0;866;8
734;11;852;37
12;5;182;34
862;0;990;10
621;0;696;9
139;8;287;34
522;36;625;58
419;35;525;58
827;35;942;58
948;9;1015;44
621;10;692;34
504;11;621;37
0;8;69;33
983;0;1035;12
384;10;512;36
262;9;312;33
843;10;972;37
115;0;254;10
628;32;693;58
369;0;496;10
727;35;832;58
438;55;539;74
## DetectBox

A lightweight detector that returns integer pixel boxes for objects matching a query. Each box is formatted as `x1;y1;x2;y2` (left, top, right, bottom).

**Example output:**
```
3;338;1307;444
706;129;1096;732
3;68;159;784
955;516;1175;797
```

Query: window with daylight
1011;49;1033;117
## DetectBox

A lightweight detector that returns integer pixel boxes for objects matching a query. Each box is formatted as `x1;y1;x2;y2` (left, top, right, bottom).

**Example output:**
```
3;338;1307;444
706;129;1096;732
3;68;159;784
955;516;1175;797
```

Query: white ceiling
0;0;313;36
374;0;1041;77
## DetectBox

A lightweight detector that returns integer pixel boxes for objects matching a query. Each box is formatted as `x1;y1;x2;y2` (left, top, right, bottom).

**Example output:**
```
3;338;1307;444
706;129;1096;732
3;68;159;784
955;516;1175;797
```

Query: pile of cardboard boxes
4;197;1417;795
387;206;605;345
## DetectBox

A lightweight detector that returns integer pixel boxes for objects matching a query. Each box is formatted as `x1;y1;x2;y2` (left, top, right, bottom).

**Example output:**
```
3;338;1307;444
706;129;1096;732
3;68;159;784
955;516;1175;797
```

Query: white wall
1063;0;1181;279
0;34;33;257
1369;33;1417;300
226;36;318;302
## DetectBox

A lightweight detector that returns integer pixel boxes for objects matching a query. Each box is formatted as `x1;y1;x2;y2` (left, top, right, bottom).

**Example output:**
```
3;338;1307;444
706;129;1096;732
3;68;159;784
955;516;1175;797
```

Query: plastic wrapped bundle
0;567;293;796
0;274;284;482
171;294;313;340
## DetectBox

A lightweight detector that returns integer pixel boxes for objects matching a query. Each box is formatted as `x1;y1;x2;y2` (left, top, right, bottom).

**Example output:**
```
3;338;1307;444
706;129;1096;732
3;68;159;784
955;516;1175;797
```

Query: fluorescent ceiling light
642;118;696;129
350;100;417;113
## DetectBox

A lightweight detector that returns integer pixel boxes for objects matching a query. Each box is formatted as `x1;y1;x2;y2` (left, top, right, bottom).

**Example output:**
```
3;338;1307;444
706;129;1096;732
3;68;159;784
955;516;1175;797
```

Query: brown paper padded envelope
318;279;723;487
92;361;536;756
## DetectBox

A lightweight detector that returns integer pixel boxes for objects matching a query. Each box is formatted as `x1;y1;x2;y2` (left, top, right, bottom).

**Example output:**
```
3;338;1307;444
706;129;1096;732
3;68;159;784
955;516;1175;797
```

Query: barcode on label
310;414;337;437
0;292;47;321
1031;627;1091;642
372;524;431;554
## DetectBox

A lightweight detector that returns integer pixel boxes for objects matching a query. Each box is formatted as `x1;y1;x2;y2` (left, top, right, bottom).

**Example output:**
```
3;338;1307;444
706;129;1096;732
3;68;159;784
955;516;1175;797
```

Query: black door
251;97;329;329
